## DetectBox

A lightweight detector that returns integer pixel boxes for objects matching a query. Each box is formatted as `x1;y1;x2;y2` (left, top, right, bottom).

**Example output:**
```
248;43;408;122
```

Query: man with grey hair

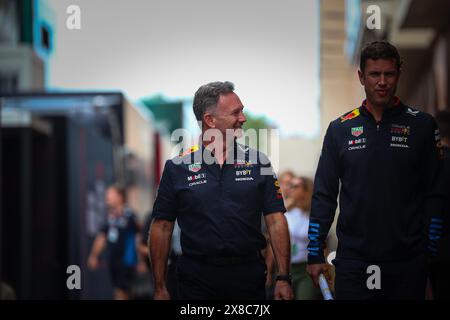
149;81;293;300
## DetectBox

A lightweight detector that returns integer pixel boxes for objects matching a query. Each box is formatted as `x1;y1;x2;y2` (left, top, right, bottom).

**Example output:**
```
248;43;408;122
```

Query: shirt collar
360;96;404;119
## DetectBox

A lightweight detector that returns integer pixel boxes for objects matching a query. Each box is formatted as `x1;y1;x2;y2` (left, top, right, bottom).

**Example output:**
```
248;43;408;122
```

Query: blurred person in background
285;176;322;300
88;183;144;300
429;110;450;300
279;170;295;200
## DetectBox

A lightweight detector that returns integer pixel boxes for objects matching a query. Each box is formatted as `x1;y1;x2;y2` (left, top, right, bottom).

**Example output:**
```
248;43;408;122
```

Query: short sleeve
152;160;178;221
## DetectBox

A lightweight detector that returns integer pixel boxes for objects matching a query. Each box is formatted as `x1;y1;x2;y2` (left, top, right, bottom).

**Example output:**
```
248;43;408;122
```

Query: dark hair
193;81;235;121
360;41;402;73
435;110;450;140
108;183;126;202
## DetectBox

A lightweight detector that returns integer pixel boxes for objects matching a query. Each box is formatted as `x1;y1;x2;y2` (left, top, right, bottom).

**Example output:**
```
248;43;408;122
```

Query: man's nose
378;74;387;86
239;112;247;123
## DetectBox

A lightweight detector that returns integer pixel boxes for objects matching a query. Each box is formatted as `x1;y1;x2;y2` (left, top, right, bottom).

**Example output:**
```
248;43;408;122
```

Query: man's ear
358;69;365;86
203;112;215;128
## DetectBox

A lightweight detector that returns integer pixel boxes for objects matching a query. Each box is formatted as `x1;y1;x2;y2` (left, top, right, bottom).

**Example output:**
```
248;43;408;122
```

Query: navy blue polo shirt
152;142;286;258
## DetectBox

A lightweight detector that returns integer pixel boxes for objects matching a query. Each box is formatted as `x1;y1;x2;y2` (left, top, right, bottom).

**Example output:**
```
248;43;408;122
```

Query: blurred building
279;0;366;178
347;0;450;113
141;95;184;136
0;92;165;299
319;0;365;139
0;0;54;92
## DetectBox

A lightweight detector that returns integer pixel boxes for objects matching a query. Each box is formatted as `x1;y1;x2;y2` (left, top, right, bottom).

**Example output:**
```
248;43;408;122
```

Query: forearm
265;213;291;275
265;243;275;275
90;234;106;258
149;219;174;290
308;193;337;263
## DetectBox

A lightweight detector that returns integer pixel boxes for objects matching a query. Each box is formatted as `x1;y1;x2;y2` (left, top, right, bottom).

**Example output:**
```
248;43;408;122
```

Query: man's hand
306;263;330;287
136;261;148;274
274;281;294;300
153;287;171;300
87;255;99;270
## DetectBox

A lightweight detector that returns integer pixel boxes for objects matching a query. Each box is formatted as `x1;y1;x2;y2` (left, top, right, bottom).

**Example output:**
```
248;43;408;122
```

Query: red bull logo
341;109;360;123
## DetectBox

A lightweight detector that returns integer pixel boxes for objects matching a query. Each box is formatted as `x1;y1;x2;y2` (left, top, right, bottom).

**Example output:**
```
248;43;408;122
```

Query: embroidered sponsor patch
274;179;283;199
340;109;360;123
188;163;201;172
188;180;207;187
348;138;366;145
234;160;254;168
187;173;206;182
391;136;408;143
236;169;252;176
406;108;419;117
348;145;366;151
391;124;410;136
235;177;254;182
390;143;409;148
351;126;363;137
179;145;199;157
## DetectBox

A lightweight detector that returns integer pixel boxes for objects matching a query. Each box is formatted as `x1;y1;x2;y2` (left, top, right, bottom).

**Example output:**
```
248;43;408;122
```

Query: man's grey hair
193;81;235;121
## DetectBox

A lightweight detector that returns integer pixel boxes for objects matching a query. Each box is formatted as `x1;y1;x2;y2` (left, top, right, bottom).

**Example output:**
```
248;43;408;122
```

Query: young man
307;41;445;299
149;81;293;300
88;184;141;300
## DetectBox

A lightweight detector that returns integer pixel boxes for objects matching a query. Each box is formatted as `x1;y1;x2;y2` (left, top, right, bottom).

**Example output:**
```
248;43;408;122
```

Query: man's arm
262;235;275;287
87;233;107;270
264;212;294;300
149;159;179;299
149;218;175;300
307;123;340;286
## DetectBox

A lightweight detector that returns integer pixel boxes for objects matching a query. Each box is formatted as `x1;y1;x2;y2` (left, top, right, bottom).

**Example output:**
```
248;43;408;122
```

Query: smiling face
358;58;400;109
204;92;247;139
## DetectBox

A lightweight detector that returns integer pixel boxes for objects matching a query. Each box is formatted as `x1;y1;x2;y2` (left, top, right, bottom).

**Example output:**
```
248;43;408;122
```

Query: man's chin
234;128;244;138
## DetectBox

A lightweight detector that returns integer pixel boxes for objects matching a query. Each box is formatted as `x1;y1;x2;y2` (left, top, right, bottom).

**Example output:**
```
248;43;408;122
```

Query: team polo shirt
152;142;286;258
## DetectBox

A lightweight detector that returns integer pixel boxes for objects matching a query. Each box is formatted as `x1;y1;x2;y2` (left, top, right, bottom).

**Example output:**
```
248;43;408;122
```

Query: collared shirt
308;99;445;263
152;142;286;257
